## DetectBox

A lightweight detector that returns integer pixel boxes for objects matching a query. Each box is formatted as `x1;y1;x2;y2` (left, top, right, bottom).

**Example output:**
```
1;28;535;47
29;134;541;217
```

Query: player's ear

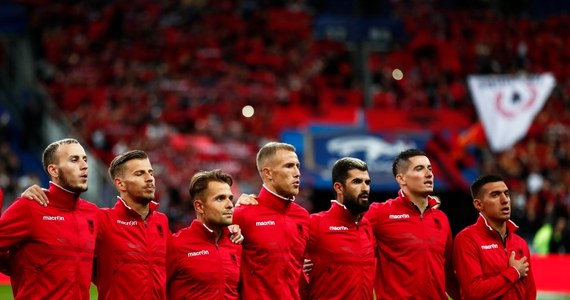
262;167;272;181
473;198;483;211
333;182;343;195
395;173;405;186
47;164;58;179
194;199;205;215
114;177;124;190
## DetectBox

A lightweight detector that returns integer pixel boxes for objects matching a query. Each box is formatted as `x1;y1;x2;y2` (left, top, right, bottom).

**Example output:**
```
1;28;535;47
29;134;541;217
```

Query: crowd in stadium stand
2;0;568;250
0;134;19;208
0;139;42;214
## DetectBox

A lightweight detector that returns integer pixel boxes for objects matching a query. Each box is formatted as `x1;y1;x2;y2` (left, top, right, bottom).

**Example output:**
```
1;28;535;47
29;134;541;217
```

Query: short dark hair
189;169;233;201
42;138;80;175
332;157;368;187
470;174;505;199
108;150;149;180
392;148;427;177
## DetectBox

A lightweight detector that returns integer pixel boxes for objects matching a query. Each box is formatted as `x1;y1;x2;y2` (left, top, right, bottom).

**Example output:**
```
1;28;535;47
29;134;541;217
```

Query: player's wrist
511;266;521;279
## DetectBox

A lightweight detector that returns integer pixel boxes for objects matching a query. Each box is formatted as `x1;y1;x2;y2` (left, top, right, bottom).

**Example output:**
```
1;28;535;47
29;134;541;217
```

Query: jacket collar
262;184;295;202
257;185;294;212
329;200;361;225
398;189;440;211
476;213;519;237
190;219;230;244
47;181;81;210
114;196;159;220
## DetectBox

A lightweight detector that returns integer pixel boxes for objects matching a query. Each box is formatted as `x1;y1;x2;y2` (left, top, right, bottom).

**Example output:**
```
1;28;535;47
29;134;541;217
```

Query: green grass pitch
0;284;569;299
0;284;98;299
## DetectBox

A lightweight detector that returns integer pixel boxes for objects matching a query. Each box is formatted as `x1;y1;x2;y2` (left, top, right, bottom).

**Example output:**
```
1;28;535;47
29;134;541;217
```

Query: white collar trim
263;184;295;202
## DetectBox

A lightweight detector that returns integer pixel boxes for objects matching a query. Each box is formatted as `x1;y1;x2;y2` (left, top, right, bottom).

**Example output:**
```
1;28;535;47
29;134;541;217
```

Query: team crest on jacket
156;224;164;238
433;218;441;230
87;219;94;234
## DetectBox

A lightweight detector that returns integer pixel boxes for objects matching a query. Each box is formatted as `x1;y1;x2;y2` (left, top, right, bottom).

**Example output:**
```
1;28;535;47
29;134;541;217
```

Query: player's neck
353;212;363;223
121;195;150;220
406;192;428;214
199;219;223;241
263;184;294;200
485;215;507;239
336;199;365;222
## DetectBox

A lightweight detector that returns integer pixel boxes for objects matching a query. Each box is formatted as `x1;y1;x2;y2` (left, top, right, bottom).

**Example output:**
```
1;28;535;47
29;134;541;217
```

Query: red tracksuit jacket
0;182;99;300
305;201;376;300
166;220;242;299
453;214;536;300
93;197;169;300
0;187;5;272
365;190;458;300
233;186;310;300
0;188;3;214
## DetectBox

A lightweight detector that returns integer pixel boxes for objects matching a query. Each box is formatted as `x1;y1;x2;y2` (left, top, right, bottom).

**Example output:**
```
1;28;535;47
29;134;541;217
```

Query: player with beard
303;157;376;300
21;150;170;299
91;150;170;299
22;150;244;299
0;138;99;299
365;149;459;299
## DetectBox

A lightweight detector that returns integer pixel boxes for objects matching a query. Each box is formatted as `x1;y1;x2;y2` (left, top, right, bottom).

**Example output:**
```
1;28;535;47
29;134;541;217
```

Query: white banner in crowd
467;73;556;152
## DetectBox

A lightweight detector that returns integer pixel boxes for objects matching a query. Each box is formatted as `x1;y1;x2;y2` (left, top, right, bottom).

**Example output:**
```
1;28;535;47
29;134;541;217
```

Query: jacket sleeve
300;214;319;299
232;207;246;235
363;203;382;240
444;226;460;300
0;188;4;215
0;251;9;275
298;267;309;300
92;209;107;284
453;233;520;299
524;245;537;299
165;235;179;285
0;198;33;249
0;198;33;275
0;188;3;271
305;214;319;261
